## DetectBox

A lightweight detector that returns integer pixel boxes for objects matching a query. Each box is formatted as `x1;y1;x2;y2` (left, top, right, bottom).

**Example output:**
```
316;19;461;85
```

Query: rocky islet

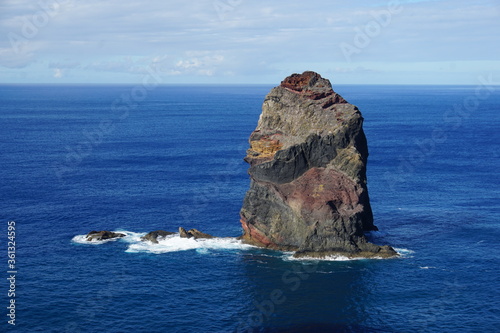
240;71;397;258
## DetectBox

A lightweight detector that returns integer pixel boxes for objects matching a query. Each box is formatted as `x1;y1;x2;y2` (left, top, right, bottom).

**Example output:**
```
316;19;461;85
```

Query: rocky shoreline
82;228;397;260
85;228;215;243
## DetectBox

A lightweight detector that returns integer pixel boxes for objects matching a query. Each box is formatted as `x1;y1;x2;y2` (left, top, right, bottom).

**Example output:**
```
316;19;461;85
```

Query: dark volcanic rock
179;227;214;239
179;227;191;238
86;230;126;242
141;230;175;243
240;71;397;258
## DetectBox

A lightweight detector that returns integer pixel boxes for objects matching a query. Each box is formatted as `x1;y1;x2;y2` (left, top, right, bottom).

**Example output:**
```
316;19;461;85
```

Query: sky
0;0;499;85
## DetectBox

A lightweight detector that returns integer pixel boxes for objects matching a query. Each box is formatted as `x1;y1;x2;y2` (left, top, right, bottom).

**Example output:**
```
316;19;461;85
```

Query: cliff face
240;71;396;258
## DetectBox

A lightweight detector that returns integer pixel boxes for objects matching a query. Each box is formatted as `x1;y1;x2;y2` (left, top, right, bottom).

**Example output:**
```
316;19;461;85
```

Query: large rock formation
240;71;396;258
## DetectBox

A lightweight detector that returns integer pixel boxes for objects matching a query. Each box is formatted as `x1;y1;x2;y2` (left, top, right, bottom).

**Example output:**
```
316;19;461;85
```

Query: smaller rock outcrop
86;230;126;242
179;227;214;239
141;230;175;244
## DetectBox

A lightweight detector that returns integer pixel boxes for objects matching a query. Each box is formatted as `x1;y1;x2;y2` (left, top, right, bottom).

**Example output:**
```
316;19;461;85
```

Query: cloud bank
0;0;499;84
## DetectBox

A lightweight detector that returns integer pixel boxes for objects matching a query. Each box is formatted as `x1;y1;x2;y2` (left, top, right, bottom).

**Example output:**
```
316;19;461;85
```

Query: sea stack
240;71;397;258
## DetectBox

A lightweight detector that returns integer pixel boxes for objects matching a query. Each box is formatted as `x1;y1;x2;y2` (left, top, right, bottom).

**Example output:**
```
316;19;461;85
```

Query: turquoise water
0;84;499;332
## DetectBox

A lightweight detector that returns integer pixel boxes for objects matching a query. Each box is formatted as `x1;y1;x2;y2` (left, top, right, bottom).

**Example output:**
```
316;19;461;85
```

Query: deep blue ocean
0;83;499;333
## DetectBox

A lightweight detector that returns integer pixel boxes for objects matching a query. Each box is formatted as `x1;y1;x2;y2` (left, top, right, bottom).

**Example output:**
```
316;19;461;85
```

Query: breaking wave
72;230;412;260
71;230;143;245
394;248;415;258
126;234;255;254
283;247;414;262
71;230;255;254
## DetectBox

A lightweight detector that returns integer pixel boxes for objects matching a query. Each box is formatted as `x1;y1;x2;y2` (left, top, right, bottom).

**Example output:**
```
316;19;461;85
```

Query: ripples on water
1;84;498;332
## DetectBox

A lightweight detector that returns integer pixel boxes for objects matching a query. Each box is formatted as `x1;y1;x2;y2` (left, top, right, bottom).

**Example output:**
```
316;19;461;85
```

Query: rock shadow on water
234;251;387;333
250;323;397;333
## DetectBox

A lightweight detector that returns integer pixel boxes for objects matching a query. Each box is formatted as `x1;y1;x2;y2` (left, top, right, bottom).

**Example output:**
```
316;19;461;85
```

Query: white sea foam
117;231;147;243
125;234;255;254
72;234;121;245
285;254;384;262
283;247;415;262
72;230;414;261
283;250;372;262
394;248;415;258
72;234;99;244
72;230;255;254
284;254;348;262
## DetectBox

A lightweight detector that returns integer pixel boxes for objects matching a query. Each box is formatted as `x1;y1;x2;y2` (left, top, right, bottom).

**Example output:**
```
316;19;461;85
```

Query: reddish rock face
240;71;397;258
280;71;347;102
240;218;275;248
280;168;363;217
280;71;320;92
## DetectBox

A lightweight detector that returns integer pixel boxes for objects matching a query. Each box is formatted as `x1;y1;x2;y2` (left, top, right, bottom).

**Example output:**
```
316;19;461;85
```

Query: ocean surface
0;83;499;333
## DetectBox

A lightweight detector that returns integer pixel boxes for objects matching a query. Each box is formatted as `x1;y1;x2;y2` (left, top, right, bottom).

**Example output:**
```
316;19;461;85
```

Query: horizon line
1;82;497;86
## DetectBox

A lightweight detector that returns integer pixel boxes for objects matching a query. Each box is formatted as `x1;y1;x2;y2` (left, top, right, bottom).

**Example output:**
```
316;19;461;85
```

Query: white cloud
198;69;214;76
53;68;63;78
173;52;225;76
0;0;498;83
175;59;201;70
48;60;80;69
0;44;38;68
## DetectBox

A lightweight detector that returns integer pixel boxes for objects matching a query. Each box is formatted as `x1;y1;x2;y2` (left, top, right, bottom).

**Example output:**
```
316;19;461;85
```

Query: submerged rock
141;230;175;243
86;230;126;242
240;71;397;258
179;227;214;239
